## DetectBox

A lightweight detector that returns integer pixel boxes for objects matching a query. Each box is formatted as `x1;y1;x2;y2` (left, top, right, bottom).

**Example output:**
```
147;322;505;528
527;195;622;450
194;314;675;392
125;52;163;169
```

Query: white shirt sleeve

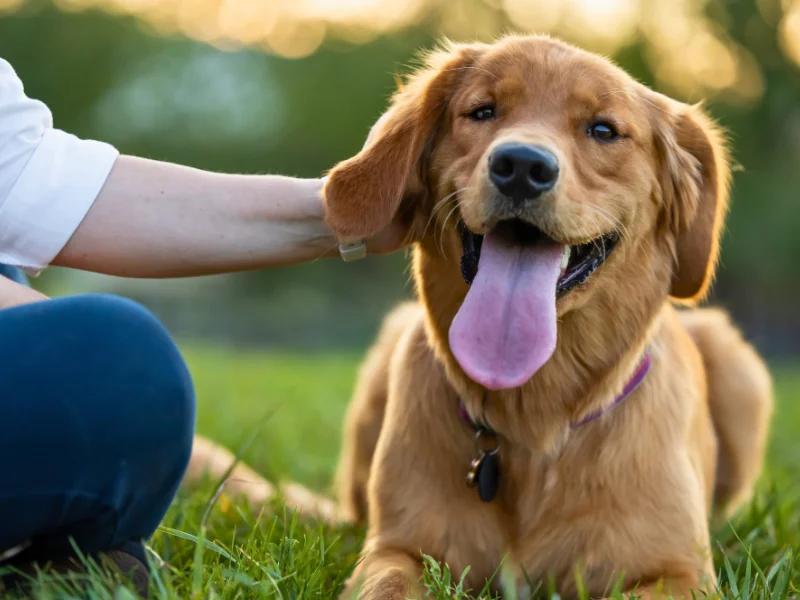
0;58;119;275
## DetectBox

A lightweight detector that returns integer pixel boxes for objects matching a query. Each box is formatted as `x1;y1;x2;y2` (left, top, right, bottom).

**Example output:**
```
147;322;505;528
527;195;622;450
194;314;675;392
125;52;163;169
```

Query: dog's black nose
488;143;559;201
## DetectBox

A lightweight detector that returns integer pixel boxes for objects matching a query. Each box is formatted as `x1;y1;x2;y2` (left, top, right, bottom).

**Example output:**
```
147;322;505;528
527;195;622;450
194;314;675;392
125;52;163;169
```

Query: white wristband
339;239;367;262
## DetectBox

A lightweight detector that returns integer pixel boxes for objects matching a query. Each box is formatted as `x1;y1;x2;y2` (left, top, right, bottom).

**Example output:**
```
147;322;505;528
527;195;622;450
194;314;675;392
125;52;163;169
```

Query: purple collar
459;351;652;431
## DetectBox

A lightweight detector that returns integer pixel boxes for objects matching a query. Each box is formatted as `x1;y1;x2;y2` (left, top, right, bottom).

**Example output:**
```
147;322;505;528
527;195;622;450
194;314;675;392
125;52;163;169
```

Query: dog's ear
323;43;485;240
651;96;732;301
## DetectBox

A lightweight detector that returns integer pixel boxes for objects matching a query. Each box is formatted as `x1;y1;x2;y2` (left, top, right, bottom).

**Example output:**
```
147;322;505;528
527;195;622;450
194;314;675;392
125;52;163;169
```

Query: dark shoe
101;549;150;597
1;548;150;598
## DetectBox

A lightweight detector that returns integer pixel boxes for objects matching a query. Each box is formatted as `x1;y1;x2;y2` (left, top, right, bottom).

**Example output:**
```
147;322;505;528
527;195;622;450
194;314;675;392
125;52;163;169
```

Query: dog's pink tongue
449;231;562;390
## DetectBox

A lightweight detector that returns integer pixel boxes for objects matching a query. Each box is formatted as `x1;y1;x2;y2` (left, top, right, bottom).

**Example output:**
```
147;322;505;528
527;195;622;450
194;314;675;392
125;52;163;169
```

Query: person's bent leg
0;294;195;567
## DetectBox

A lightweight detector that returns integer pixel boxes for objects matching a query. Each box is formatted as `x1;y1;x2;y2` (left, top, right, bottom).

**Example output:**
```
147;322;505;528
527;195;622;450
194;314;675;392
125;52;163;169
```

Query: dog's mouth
450;219;619;391
459;219;619;295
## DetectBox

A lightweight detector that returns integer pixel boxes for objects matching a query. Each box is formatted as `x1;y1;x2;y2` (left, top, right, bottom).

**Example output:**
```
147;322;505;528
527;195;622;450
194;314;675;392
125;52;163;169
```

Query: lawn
9;346;800;599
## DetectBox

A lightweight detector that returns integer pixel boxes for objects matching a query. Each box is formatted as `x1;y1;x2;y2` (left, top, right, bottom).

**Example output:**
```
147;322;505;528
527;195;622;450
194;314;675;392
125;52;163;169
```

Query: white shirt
0;58;118;275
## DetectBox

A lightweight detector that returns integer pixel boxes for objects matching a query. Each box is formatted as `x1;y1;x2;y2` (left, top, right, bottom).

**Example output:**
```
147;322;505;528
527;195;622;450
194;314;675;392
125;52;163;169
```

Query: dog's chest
495;447;628;597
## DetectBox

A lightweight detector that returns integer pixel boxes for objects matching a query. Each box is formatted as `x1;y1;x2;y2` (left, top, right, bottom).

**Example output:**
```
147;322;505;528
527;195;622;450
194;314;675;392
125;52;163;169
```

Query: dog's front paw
359;568;413;600
341;565;423;600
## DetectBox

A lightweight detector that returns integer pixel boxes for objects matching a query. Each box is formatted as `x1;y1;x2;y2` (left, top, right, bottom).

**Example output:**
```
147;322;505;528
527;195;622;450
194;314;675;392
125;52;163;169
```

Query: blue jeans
0;266;195;564
0;264;27;285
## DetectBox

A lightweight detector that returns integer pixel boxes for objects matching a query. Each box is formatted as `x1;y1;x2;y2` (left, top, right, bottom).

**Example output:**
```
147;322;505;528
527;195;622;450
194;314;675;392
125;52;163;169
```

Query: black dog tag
466;451;499;502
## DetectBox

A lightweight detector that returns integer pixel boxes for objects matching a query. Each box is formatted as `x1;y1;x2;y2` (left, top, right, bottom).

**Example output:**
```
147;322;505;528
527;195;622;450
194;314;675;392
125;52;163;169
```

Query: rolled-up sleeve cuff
0;128;118;275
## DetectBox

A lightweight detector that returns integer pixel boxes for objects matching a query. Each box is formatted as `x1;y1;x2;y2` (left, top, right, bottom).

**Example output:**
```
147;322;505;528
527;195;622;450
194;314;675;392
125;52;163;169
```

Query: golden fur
184;35;773;599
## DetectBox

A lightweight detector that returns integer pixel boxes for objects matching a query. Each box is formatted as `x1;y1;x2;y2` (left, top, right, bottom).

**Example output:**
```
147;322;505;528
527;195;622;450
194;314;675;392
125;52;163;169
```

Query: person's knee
0;294;195;551
59;294;196;473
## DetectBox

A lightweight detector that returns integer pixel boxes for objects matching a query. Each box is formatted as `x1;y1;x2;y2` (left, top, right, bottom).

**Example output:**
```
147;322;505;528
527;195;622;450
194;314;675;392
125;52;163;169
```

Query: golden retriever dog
187;35;774;599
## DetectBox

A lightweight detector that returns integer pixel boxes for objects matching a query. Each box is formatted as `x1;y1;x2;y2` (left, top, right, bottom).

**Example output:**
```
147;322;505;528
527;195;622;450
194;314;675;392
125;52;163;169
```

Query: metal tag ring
474;426;500;456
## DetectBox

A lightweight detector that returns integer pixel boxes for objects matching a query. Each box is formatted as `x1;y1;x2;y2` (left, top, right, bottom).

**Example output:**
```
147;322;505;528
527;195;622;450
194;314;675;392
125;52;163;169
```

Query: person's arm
0;58;405;279
59;158;332;276
52;156;405;278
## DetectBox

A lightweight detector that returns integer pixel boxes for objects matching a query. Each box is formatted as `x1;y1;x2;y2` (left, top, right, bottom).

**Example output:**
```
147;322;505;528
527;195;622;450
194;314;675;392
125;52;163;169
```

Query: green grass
5;347;800;599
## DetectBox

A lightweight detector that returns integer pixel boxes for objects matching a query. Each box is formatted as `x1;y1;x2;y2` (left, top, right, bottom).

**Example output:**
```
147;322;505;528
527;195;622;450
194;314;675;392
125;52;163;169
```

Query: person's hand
328;111;411;256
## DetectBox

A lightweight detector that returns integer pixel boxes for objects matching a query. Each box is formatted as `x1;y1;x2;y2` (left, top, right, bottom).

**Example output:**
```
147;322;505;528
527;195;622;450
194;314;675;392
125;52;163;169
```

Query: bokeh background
3;0;800;357
5;5;800;593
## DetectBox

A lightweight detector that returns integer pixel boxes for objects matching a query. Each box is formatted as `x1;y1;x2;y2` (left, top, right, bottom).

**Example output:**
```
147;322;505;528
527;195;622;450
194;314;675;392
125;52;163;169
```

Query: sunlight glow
779;1;800;67
503;0;562;33
6;0;788;103
564;0;639;49
0;0;23;12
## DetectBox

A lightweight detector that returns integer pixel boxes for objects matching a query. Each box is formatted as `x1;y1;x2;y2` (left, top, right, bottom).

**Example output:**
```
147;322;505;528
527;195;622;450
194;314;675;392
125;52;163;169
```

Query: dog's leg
340;547;424;600
185;436;339;521
338;323;505;599
604;572;714;600
680;308;773;516
184;305;423;525
185;435;276;505
335;358;390;524
336;302;423;524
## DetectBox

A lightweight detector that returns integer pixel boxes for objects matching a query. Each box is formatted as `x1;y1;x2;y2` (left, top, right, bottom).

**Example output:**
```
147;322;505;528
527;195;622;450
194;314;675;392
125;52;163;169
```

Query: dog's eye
468;105;496;122
588;121;618;142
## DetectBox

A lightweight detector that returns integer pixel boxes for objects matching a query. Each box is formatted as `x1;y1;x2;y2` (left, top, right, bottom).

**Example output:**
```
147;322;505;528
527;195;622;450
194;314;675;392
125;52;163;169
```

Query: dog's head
325;35;730;391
